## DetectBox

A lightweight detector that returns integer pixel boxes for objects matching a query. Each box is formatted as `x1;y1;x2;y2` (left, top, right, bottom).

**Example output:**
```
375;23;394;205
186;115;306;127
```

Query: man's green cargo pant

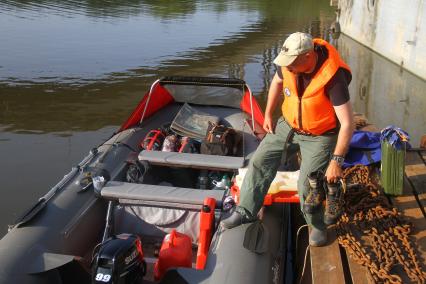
238;117;337;230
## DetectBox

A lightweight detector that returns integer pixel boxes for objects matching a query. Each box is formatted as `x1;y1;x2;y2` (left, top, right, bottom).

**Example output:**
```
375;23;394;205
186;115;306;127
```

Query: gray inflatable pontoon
0;77;293;284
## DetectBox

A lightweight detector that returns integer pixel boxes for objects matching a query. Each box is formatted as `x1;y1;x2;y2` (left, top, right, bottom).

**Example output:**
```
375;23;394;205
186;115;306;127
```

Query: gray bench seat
138;150;245;170
101;181;225;210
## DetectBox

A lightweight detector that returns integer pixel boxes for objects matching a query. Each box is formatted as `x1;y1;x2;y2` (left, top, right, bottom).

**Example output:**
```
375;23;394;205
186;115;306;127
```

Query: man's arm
263;73;283;133
325;101;354;183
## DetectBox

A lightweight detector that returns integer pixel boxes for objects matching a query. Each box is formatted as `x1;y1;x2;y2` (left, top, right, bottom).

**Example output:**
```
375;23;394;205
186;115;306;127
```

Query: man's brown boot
303;171;325;214
324;182;343;225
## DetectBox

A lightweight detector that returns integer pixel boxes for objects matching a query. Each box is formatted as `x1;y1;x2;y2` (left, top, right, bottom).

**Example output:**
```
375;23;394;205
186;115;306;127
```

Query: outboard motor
92;234;146;284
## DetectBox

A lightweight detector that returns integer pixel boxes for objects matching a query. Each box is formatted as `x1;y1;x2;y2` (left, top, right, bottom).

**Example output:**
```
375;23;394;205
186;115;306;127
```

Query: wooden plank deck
391;150;426;281
405;150;426;211
308;118;426;284
309;229;346;284
345;256;372;284
309;229;372;284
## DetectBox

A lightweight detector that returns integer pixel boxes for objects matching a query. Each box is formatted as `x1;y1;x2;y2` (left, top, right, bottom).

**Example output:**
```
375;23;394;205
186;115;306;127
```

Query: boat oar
243;220;269;254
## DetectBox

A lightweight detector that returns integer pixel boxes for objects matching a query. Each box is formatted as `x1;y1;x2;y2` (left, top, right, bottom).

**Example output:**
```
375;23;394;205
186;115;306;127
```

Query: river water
0;0;424;237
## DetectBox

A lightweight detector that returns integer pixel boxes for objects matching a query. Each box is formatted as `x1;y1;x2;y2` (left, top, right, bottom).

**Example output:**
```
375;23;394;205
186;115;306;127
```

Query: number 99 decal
95;273;111;282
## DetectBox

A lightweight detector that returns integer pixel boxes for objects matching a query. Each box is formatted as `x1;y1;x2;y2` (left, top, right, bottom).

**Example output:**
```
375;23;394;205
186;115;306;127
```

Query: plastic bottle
197;170;210;190
211;173;232;190
222;174;231;189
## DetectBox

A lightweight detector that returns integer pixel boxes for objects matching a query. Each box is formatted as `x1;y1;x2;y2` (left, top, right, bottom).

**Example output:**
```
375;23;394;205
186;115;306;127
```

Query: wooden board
345;254;373;284
310;229;345;284
420;150;426;163
404;151;426;210
390;151;426;282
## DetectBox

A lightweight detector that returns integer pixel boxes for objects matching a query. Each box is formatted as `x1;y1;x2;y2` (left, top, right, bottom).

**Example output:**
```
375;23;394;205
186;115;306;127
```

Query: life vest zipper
296;74;303;130
298;95;303;129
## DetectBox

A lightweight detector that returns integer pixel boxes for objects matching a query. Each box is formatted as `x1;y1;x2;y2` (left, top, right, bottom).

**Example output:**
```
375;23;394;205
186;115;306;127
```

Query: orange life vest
281;38;351;135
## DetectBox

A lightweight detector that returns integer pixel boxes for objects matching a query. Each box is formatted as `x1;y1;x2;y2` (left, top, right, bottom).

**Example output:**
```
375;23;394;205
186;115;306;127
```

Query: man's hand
263;73;283;134
326;101;354;183
263;114;275;134
325;160;342;183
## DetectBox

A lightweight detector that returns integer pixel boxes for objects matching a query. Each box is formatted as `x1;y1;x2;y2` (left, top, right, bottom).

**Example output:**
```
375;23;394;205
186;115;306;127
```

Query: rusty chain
335;165;426;284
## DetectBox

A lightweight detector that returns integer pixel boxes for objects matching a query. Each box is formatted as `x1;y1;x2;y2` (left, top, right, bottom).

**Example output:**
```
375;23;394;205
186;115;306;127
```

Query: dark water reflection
1;0;423;238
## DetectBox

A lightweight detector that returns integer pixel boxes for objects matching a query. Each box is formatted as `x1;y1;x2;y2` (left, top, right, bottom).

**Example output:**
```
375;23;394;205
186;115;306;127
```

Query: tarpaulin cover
343;130;381;168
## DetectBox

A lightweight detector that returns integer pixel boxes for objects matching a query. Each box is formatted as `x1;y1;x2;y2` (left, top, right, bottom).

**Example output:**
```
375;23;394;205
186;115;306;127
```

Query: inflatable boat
0;77;299;284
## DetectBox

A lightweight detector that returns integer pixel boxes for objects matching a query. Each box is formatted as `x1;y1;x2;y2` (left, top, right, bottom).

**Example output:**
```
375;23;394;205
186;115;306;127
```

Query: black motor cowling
92;234;146;284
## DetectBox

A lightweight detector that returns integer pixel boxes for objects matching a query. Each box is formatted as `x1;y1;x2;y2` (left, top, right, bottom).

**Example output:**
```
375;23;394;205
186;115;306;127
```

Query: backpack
126;160;151;184
200;122;242;156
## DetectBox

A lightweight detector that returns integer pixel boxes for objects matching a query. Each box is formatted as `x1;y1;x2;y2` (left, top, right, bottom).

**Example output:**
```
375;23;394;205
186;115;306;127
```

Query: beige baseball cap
273;32;314;66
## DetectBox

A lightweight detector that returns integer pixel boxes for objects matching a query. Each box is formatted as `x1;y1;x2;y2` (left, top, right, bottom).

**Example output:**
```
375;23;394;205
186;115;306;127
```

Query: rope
296;224;309;284
299;244;310;284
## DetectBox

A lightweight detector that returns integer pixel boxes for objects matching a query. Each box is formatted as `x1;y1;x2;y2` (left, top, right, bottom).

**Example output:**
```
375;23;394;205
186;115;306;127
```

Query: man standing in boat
222;32;354;247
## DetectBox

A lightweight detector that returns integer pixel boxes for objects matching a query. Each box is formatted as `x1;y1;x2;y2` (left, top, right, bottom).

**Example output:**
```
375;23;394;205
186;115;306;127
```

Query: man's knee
250;153;266;170
297;173;309;196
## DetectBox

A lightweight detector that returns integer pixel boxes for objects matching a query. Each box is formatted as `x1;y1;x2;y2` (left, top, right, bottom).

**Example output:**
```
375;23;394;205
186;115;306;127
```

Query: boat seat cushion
138;150;245;170
101;181;225;210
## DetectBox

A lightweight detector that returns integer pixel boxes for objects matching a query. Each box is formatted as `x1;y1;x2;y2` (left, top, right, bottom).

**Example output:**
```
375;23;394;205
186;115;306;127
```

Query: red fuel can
154;229;193;281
